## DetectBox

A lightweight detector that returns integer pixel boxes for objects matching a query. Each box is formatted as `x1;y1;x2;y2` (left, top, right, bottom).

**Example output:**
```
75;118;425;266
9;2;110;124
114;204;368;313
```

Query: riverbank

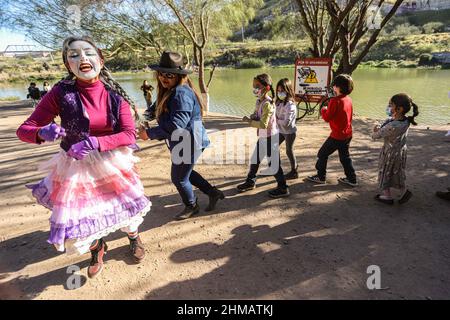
1;33;448;84
0;100;449;299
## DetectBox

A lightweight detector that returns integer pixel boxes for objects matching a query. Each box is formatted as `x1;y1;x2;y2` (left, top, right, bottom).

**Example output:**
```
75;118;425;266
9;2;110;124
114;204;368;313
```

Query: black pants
247;136;287;189
315;137;356;182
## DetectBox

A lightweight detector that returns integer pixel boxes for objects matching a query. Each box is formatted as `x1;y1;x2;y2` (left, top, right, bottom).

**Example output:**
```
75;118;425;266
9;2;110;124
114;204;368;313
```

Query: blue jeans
171;149;214;206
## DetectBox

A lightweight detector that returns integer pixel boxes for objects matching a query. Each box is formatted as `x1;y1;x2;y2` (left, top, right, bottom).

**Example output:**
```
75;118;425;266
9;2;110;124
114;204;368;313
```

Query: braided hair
254;73;275;99
61;36;140;120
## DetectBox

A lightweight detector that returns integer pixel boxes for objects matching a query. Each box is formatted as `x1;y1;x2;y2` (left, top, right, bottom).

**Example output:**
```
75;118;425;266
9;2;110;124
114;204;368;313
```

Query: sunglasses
158;72;176;79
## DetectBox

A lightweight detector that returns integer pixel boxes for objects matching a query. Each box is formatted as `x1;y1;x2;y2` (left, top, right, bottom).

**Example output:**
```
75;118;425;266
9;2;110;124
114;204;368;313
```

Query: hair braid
100;67;140;121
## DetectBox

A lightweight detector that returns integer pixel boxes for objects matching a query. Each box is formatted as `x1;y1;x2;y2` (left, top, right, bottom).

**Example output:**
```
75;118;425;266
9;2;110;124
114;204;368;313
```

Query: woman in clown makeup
16;36;151;279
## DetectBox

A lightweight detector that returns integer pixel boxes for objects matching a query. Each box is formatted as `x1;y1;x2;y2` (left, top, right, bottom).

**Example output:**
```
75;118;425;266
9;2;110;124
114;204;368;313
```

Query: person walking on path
306;74;358;187
372;93;419;205
137;51;224;220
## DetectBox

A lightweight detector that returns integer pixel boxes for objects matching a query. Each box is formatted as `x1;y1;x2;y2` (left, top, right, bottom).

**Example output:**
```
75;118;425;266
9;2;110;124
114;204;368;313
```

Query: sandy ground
0;99;449;300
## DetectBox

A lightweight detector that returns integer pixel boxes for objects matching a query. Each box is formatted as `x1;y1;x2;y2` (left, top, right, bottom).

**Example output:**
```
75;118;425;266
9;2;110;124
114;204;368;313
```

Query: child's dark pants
315;137;356;182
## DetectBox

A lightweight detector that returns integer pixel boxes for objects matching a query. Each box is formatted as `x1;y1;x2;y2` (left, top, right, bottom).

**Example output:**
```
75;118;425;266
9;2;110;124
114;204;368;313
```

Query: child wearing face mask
372;93;419;205
16;36;151;279
306;74;357;187
275;78;298;180
237;73;289;198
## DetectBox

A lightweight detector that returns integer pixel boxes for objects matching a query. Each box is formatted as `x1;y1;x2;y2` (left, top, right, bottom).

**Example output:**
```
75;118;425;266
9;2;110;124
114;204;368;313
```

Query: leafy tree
160;0;262;109
295;0;405;75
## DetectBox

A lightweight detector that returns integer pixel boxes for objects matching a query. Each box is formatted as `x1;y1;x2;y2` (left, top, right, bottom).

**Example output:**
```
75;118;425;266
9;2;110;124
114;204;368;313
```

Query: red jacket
321;95;353;140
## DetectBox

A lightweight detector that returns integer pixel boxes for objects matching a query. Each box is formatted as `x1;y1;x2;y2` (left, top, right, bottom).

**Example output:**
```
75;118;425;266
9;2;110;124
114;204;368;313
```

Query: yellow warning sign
304;70;318;83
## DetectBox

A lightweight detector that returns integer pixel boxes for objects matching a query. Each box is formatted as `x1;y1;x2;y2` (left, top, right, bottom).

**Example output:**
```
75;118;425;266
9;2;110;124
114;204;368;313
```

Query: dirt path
0;100;449;300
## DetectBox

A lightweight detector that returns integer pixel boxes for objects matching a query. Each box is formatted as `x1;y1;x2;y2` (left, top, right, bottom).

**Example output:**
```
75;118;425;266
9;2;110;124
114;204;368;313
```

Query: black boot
205;187;225;212
175;201;200;220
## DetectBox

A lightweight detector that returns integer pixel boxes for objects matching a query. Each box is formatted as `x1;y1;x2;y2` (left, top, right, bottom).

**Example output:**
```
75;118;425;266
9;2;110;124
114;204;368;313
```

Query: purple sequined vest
57;80;122;152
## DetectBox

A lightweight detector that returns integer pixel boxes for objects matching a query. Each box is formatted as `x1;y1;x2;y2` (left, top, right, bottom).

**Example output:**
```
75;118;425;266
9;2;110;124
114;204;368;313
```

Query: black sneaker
237;181;256;192
285;170;299;180
436;190;450;201
268;187;290;198
338;177;358;187
205;187;225;212
305;175;326;184
175;202;200;220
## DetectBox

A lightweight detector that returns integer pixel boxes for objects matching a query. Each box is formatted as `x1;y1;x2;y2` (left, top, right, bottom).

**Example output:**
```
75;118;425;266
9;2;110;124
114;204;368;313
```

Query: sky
0;28;44;52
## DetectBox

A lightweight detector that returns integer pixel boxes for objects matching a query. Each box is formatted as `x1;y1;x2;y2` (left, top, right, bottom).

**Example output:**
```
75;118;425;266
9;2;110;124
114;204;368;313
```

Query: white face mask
66;40;103;81
277;92;287;100
253;88;262;97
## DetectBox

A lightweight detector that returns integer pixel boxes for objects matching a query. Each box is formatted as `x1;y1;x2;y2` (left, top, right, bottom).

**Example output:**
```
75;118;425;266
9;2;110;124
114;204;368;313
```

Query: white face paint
66;40;103;81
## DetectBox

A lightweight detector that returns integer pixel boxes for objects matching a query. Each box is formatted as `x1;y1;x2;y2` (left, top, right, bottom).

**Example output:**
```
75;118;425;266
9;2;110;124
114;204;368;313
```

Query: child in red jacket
306;74;358;186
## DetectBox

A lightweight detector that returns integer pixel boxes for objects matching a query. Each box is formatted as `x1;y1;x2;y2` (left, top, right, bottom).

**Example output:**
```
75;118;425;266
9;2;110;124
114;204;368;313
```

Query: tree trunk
197;46;209;111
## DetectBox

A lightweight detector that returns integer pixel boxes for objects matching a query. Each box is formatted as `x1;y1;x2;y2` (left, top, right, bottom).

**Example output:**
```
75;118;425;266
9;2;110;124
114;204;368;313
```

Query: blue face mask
277;92;287;100
386;105;393;117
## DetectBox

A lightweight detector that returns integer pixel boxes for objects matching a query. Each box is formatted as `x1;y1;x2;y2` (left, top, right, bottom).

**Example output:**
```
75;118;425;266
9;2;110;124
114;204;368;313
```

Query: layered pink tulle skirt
28;146;151;255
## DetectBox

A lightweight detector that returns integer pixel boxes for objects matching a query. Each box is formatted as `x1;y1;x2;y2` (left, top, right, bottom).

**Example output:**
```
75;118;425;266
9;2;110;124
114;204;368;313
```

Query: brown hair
62;36;139;120
332;74;354;95
254;73;275;99
390;93;419;125
155;73;205;120
275;78;295;105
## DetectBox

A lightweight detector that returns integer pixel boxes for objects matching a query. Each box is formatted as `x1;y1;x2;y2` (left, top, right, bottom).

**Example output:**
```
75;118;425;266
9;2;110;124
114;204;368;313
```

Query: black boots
205;187;225;212
175;201;200;220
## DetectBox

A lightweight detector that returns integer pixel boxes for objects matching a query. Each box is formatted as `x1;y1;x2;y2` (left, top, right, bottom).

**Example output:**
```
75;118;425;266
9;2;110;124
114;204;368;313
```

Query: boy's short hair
332;74;353;95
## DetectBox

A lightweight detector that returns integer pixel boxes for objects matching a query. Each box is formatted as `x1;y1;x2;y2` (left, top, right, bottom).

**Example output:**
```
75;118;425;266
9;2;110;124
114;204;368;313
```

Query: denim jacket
147;85;210;154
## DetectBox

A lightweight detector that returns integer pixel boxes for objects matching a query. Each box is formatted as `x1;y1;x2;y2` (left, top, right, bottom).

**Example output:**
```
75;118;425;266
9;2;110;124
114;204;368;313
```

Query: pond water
1;68;449;125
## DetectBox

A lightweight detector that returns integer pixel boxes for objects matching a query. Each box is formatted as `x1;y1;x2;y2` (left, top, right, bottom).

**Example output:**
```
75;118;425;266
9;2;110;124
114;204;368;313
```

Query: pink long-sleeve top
16;79;136;151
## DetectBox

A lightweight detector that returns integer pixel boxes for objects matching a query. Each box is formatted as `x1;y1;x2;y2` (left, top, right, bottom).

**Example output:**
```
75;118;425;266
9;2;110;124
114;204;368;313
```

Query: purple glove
38;123;66;142
67;136;99;160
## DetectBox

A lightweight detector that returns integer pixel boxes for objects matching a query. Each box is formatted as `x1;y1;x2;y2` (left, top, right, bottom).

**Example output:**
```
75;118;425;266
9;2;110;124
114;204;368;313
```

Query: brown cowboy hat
149;51;192;75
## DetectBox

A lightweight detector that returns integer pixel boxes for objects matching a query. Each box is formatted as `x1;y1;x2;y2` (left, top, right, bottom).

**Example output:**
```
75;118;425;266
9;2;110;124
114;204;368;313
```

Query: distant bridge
1;45;54;58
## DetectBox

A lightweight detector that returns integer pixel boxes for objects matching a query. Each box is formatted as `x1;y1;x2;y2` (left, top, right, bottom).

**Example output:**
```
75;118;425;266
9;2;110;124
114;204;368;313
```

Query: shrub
390;23;422;36
237;58;265;69
423;22;445;34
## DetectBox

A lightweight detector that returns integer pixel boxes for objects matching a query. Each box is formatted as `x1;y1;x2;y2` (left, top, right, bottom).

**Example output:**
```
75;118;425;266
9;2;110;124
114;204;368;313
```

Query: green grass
0;96;20;101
